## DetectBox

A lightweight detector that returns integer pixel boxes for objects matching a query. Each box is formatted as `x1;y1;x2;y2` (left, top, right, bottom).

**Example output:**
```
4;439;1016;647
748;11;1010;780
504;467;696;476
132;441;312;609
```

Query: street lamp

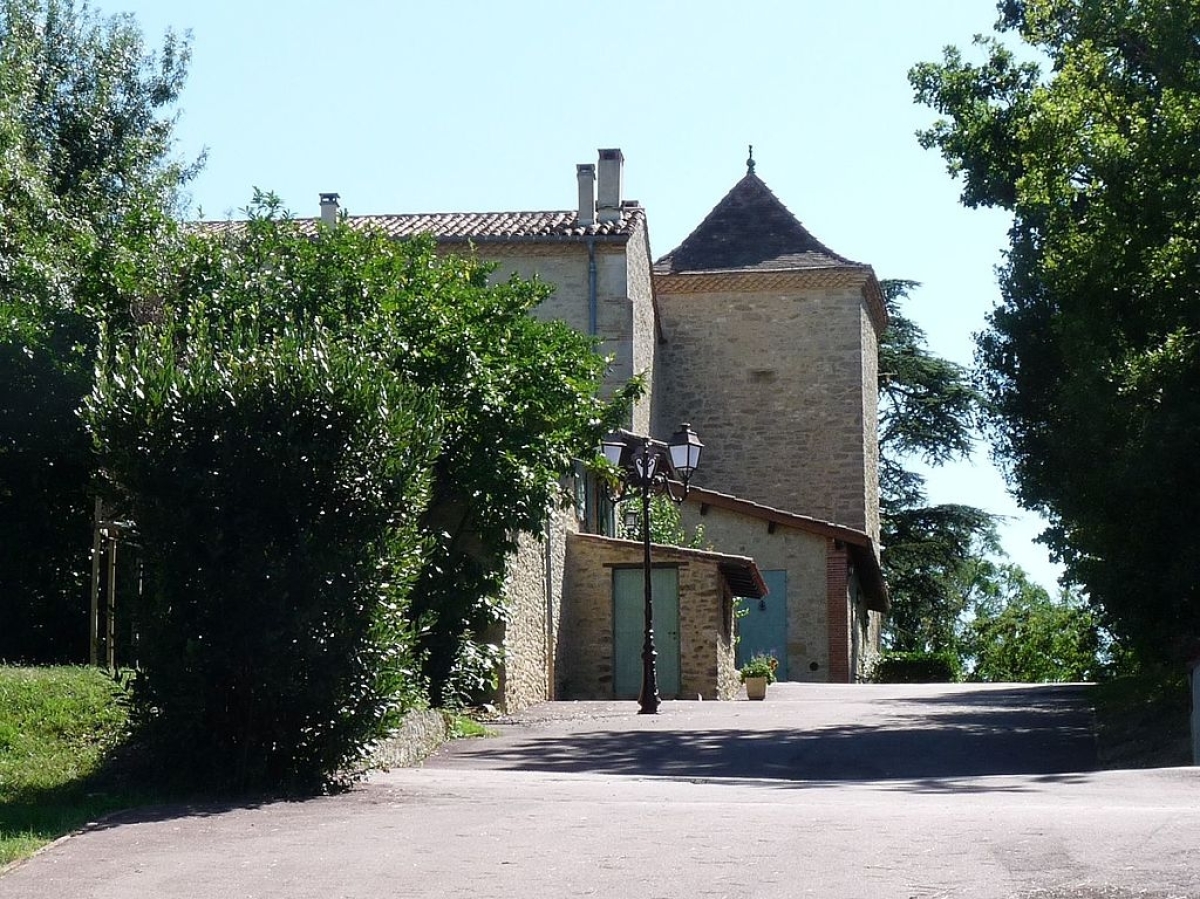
600;423;704;714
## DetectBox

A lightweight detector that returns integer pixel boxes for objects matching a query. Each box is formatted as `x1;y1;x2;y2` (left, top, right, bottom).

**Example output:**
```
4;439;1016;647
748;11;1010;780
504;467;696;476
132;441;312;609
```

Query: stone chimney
576;164;596;226
319;192;340;227
596;148;624;224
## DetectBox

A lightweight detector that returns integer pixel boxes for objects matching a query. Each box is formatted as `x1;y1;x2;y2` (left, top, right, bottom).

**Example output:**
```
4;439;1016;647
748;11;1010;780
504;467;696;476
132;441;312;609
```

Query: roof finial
746;144;755;175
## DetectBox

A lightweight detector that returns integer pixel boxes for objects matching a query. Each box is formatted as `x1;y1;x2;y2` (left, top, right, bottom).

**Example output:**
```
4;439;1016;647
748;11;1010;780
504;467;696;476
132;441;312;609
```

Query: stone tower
652;160;886;540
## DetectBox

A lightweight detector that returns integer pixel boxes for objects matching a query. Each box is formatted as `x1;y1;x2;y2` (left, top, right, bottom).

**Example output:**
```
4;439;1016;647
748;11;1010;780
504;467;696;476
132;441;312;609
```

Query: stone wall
558;533;615;699
499;502;577;712
475;242;651;431
558;533;739;701
679;501;832;682
655;277;881;540
626;220;657;435
858;303;881;542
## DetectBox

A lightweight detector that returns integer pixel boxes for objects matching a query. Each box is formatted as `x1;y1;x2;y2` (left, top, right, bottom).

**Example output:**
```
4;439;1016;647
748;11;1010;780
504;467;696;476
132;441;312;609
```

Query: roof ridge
305;208;576;219
191;206;646;242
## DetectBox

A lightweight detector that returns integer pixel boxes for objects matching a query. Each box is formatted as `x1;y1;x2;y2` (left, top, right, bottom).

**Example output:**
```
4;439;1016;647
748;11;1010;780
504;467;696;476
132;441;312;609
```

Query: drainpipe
587;237;597;336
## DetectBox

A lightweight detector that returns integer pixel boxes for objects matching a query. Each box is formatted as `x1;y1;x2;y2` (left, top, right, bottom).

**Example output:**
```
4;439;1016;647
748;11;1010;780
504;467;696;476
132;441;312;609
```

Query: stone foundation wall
368;709;449;770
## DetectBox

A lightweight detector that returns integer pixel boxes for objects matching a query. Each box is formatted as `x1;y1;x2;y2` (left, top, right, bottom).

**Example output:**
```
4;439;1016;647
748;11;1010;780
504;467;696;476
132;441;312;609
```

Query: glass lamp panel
668;424;703;479
601;435;626;467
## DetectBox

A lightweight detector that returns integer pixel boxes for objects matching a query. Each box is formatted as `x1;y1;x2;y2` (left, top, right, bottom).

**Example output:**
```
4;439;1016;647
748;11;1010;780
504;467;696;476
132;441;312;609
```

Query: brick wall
559;533;739;701
826;542;851;683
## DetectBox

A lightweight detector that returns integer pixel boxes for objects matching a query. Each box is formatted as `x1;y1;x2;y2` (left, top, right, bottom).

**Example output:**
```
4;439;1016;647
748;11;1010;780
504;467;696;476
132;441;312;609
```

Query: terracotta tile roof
569;533;768;599
653;172;866;275
193;206;645;243
686;486;889;612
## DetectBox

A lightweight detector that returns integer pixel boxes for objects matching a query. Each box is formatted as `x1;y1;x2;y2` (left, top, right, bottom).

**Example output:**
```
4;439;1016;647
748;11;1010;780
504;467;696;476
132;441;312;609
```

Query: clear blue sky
112;0;1063;591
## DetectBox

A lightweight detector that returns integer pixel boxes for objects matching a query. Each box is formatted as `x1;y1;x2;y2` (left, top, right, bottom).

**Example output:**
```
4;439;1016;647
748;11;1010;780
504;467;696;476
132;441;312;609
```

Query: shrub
86;313;438;792
164;207;634;707
739;653;779;684
871;650;961;684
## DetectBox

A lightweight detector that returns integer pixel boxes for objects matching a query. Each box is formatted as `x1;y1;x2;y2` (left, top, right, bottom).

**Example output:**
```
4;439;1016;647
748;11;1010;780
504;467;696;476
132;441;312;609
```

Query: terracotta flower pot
744;676;768;701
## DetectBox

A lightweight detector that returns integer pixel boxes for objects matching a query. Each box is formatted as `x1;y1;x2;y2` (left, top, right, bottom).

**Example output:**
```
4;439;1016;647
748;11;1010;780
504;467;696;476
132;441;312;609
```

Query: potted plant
740;653;778;700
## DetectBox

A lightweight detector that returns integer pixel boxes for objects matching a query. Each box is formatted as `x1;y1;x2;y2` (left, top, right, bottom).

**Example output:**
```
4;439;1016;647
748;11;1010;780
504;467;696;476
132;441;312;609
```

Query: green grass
0;666;151;867
446;712;494;739
1091;669;1192;769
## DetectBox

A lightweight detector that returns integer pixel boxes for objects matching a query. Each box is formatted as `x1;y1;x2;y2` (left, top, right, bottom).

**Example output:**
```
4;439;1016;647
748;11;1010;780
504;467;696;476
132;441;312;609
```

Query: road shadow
435;721;1095;783
433;684;1098;784
879;683;1095;708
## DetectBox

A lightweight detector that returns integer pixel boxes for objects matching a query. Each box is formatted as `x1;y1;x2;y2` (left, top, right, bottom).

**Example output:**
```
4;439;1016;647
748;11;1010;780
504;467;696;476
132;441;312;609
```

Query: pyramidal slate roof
653;171;864;275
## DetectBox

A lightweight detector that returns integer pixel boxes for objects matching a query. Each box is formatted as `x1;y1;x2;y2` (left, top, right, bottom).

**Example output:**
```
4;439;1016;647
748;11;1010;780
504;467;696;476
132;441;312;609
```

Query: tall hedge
85;313;438;791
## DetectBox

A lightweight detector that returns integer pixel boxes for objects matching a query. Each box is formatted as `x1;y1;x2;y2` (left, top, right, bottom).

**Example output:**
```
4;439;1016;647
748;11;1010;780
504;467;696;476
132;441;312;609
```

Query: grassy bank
0;667;487;868
0;666;146;866
1091;669;1192;769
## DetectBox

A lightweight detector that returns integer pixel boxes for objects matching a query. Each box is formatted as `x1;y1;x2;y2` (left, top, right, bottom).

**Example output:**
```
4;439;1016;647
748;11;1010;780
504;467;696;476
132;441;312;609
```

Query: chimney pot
596;148;624;224
319;192;340;227
576;164;595;226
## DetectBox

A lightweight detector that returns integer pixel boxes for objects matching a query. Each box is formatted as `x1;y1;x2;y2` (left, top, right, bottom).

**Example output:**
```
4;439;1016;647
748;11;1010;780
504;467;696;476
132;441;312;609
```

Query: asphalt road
3;683;1197;898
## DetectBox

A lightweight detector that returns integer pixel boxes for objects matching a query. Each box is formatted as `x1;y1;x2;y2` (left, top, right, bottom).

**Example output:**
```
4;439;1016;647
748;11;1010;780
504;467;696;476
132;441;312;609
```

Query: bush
872;651;961;684
739;653;779;684
86;313;438;792
0;325;96;663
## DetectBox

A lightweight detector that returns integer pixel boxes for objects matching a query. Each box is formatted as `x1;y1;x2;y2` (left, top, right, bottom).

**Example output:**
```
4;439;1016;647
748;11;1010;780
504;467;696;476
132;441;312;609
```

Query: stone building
275;148;888;708
650;158;889;688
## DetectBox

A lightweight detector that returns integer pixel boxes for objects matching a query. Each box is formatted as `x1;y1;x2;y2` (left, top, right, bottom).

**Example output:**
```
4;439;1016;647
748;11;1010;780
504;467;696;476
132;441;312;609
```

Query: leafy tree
965;568;1100;682
882;506;998;653
0;0;196;661
911;0;1200;663
162;198;635;705
877;279;997;653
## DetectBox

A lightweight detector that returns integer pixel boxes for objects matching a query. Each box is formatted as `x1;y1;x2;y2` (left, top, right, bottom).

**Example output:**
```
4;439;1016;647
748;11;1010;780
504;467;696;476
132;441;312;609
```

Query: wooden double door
613;567;680;699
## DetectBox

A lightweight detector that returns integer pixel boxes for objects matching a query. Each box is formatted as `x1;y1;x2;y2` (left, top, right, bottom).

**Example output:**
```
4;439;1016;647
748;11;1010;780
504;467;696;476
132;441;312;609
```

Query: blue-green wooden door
613;567;680;699
736;569;788;680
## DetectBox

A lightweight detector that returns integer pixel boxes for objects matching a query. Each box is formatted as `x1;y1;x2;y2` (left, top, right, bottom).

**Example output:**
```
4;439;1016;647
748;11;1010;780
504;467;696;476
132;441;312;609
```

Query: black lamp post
601;423;703;714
